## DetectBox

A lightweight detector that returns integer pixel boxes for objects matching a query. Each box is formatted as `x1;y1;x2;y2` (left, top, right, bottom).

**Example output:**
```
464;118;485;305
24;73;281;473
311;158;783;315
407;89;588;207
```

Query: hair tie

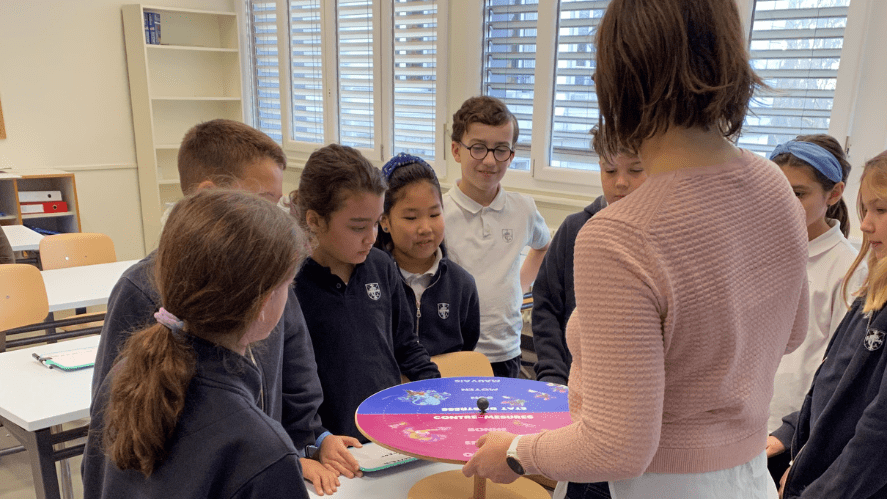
768;140;843;183
382;153;435;179
154;307;184;331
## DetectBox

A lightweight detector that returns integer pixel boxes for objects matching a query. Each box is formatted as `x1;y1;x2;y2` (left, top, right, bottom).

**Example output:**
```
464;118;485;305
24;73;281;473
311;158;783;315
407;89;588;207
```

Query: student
532;126;647;387
463;1;808;498
0;227;13;264
88;120;358;497
83;189;310;499
290;144;440;442
764;134;864;484
780;150;887;498
444;95;551;378
375;152;481;357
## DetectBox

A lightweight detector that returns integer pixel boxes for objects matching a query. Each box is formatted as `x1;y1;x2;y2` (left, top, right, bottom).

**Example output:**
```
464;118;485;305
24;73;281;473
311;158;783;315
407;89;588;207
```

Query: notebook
32;346;98;371
350;443;418;472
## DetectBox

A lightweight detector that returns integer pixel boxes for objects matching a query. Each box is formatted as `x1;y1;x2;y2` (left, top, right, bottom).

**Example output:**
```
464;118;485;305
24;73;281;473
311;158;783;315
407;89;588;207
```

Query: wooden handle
472;475;486;499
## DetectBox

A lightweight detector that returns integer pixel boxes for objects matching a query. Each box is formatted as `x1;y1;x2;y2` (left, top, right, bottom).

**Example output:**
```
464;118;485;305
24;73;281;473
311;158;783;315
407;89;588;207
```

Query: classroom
2;0;887;498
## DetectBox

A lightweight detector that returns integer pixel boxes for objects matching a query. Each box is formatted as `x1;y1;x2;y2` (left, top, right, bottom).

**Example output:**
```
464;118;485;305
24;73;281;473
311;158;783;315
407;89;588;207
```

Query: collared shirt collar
447;182;506;213
808;219;846;259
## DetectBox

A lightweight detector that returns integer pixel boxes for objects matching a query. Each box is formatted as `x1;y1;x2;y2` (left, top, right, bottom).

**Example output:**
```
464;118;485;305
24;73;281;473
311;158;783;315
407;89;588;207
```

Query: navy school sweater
294;248;440;442
83;334;309;499
531;196;607;385
782;298;887;498
385;245;481;357
89;253;326;453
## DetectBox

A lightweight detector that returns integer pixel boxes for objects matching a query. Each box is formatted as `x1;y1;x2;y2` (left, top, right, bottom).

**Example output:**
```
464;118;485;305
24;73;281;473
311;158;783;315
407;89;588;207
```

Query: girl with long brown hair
83;189;310;499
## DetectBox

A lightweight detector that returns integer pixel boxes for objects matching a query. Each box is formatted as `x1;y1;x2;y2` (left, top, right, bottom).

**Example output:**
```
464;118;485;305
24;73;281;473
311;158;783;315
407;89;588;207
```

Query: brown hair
844;151;887;313
771;134;852;237
590;125;636;164
289;144;386;233
103;189;305;476
451;96;520;145
594;0;764;159
177;119;287;194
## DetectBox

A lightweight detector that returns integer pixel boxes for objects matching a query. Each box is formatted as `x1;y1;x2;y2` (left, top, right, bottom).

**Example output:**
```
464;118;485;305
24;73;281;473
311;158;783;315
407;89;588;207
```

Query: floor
0;422;85;499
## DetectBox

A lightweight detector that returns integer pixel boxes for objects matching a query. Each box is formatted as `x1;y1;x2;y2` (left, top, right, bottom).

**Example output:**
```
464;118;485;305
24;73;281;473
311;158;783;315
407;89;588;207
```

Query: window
245;0;442;163
741;0;851;156
483;1;608;175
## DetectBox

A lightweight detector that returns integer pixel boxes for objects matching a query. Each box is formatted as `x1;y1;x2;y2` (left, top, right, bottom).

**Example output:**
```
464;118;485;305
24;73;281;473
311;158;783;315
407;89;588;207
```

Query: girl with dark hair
766;135;865;484
376;153;480;357
463;0;808;497
289;144;440;442
84;189;309;499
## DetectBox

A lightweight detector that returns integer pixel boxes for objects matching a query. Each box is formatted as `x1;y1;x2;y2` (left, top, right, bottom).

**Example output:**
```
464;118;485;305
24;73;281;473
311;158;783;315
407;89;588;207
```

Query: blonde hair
843;151;887;313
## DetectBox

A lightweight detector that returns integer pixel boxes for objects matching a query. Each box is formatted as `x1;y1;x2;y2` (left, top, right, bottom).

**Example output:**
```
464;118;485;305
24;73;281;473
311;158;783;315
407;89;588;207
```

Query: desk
2;224;44;252
41;259;139;312
0;336;98;499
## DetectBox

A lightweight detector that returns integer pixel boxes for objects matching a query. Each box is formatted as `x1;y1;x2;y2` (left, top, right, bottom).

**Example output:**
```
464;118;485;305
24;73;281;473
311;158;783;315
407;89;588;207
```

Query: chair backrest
0;264;50;349
39;233;116;270
431;351;494;378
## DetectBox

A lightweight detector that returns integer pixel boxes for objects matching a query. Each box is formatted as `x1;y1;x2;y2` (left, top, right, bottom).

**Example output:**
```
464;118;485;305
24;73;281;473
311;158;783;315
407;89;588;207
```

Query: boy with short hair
86;119;358;497
443;96;551;378
532;126;647;386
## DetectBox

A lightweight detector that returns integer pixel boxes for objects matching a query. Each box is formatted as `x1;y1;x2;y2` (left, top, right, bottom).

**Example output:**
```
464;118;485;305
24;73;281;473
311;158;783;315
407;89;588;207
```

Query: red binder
20;201;68;214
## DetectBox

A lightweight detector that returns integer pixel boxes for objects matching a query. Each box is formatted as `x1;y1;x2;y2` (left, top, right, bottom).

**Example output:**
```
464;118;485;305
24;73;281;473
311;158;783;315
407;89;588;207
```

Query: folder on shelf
32;346;98;372
20;201;68;214
18;190;62;202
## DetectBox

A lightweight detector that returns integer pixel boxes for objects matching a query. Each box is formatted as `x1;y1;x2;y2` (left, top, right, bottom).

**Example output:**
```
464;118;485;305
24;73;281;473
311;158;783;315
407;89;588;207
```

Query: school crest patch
502;229;514;243
438;303;450;319
365;283;381;301
864;328;885;351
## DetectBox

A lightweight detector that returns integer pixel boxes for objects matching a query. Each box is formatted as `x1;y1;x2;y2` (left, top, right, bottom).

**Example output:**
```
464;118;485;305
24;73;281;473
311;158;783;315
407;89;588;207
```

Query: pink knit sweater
517;149;808;482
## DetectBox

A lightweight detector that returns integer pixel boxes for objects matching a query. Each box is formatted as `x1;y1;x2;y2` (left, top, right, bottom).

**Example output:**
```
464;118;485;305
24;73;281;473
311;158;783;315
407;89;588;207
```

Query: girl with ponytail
765;134;866;485
83;189;310;499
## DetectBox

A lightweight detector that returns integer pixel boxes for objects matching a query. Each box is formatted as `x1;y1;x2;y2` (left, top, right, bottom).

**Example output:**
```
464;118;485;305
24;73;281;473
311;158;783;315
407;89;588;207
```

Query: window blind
338;0;375;150
483;0;538;171
741;0;850;156
289;0;325;144
392;0;438;160
249;2;283;142
550;0;608;171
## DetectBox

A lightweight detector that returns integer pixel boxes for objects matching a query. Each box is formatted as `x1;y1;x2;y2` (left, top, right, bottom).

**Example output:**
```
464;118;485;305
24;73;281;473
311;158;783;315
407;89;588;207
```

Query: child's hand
318;434;364;478
300;457;341;496
766;435;786;457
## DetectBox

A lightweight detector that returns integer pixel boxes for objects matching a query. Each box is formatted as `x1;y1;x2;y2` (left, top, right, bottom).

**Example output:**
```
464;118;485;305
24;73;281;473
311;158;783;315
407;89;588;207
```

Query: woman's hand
766;435;786;458
461;431;521;484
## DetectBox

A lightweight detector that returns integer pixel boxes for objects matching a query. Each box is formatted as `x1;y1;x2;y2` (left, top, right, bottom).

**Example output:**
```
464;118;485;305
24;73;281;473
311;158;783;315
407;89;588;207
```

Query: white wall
0;0;233;261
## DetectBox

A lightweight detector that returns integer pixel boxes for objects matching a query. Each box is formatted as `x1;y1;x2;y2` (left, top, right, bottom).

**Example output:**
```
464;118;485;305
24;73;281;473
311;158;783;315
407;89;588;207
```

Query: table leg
473;475;486;499
0;416;64;499
53;425;74;499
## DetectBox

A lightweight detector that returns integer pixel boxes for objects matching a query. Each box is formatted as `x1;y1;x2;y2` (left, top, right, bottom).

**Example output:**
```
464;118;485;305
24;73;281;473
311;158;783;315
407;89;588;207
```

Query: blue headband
768;141;844;183
382;153;435;180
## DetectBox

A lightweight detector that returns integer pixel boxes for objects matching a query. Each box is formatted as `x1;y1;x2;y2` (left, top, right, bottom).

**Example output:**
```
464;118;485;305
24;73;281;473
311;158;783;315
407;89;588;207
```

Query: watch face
506;455;525;476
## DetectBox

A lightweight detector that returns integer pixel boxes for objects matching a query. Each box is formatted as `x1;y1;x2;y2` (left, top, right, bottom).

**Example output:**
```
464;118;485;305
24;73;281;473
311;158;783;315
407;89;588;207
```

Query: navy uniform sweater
782;299;887;498
294;248;440;441
89;253;326;452
388;246;481;357
83;334;309;499
531;196;606;384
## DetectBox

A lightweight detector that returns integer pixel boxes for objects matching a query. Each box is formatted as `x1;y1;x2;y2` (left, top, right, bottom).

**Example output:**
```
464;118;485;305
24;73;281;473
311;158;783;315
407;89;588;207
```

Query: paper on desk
33;346;97;371
350;443;418;472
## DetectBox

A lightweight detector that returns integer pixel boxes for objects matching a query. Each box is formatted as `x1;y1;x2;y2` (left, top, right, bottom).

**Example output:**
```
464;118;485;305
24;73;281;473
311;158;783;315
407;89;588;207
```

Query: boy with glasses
443;96;551;378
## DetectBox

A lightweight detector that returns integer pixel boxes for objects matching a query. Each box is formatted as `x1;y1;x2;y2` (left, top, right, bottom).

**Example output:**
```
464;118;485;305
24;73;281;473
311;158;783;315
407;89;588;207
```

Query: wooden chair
38;233;115;331
39;232;116;270
431;351;494;378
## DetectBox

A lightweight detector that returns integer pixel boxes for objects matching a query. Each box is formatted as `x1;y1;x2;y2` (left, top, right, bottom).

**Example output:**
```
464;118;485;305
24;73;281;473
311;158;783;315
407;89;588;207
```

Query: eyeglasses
459;142;514;162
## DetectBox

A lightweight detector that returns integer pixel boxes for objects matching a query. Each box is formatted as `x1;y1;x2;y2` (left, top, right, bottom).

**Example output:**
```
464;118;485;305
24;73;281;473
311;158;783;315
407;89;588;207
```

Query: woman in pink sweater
462;1;809;497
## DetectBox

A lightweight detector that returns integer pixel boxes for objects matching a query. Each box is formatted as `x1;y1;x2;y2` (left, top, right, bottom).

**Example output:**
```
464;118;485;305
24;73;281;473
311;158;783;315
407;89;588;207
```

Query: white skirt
552;451;777;499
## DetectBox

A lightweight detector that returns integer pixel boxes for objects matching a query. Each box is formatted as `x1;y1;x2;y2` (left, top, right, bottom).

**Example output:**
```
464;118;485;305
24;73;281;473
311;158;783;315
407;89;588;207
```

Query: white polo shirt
769;219;865;432
443;184;550;362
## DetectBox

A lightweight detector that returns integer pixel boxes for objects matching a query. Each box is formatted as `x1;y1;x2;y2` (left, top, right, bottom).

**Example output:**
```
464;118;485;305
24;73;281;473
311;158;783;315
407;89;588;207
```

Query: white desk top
42;259;140;312
0;335;98;431
307;458;463;499
2;224;44;251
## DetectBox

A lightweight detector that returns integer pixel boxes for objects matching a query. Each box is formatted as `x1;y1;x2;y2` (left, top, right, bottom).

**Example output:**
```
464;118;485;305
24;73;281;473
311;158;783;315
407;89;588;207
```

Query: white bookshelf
121;4;244;252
